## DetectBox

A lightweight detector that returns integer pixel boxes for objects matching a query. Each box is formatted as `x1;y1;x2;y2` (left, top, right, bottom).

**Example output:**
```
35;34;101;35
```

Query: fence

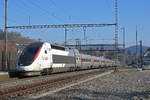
0;51;18;71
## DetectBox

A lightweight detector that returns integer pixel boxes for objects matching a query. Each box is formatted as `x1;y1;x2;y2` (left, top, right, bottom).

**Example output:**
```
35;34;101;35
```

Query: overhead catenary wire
0;16;24;27
27;0;64;23
0;0;33;26
9;0;34;18
12;0;59;25
1;0;64;25
48;0;72;21
10;0;64;24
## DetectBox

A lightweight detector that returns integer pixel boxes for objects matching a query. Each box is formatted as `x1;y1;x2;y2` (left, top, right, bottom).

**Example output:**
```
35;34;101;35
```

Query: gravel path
24;69;150;100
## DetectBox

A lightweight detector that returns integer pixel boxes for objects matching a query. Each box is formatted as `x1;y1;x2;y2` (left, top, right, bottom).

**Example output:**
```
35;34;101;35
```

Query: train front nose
17;64;34;71
17;42;43;71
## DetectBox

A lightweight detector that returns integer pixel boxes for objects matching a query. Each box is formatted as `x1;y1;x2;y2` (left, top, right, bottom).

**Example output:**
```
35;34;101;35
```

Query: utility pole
29;16;31;25
123;27;125;54
136;25;138;66
122;27;126;67
140;40;143;68
83;27;87;49
4;0;8;70
83;27;87;44
114;0;118;71
64;27;67;46
75;38;81;50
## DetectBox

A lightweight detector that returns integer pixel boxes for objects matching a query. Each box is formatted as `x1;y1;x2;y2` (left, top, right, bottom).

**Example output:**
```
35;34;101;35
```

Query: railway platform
0;71;9;79
0;70;18;79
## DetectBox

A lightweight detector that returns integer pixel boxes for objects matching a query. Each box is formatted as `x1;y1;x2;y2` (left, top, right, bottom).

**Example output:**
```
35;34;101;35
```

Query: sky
0;0;150;47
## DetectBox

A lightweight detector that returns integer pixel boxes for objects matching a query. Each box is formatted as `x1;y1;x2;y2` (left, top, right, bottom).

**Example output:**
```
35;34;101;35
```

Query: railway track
0;68;112;99
0;73;50;84
0;68;102;84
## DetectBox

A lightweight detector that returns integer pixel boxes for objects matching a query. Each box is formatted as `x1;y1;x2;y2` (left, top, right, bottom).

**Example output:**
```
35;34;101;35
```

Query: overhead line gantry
7;23;116;46
7;24;116;29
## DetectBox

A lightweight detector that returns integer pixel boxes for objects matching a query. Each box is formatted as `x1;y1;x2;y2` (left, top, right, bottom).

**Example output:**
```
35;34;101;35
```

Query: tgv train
17;42;116;76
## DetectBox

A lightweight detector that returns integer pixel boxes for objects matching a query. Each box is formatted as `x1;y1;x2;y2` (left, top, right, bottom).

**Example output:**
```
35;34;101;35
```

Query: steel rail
0;68;112;99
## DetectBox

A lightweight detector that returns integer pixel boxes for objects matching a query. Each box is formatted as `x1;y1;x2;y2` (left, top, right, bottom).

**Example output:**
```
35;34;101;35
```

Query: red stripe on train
33;46;42;63
80;56;82;67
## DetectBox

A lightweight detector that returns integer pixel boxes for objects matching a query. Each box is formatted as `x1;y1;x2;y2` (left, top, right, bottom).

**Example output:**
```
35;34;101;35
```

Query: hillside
0;40;17;51
0;30;36;44
125;45;149;55
0;29;36;51
80;44;149;55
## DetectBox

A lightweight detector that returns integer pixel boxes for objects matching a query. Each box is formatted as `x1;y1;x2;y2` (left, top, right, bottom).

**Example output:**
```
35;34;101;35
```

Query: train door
43;47;51;68
49;48;52;69
73;49;81;70
92;57;94;67
77;56;81;67
40;44;52;75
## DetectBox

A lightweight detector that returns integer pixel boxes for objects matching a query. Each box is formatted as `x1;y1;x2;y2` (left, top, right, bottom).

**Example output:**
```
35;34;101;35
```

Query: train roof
25;42;43;47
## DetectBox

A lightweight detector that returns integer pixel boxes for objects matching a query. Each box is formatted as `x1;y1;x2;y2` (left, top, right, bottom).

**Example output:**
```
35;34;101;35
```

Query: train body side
17;42;116;76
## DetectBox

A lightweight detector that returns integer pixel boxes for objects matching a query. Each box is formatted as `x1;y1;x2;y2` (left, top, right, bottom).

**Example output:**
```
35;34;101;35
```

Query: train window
145;51;150;56
65;47;69;51
51;45;65;51
45;50;47;54
76;58;78;61
18;42;43;66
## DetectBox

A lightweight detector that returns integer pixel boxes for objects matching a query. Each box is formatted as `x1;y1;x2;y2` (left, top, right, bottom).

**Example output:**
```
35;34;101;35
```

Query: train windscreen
18;42;43;66
143;49;150;65
144;51;150;57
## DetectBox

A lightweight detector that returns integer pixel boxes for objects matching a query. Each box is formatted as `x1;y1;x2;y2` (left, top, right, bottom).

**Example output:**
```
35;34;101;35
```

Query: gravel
26;69;150;100
5;68;150;100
